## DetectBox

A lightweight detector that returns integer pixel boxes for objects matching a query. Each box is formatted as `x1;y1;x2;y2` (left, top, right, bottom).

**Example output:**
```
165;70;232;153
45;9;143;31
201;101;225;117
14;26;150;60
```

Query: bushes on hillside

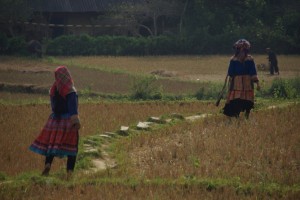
0;33;9;53
46;35;182;56
130;76;163;100
269;77;300;99
195;83;222;100
45;34;299;56
1;33;299;56
0;33;27;55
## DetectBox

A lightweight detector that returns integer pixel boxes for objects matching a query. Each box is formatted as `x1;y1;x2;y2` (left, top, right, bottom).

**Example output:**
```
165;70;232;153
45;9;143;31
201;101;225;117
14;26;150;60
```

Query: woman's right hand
73;123;81;130
256;84;261;91
70;115;81;130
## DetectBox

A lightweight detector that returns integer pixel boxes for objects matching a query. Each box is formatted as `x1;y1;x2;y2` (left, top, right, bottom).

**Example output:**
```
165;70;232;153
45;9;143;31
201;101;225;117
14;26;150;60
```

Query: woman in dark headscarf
223;39;260;119
29;66;80;177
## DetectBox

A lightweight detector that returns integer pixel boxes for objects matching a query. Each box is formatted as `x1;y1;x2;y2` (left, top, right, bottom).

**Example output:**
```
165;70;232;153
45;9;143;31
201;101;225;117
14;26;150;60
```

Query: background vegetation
0;0;299;55
1;55;300;101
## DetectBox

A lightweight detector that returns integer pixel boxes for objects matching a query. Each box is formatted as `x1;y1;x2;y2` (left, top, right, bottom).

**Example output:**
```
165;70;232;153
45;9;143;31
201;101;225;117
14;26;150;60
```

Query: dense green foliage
47;0;299;55
1;0;299;55
183;0;300;54
129;76;300;100
194;77;300;100
45;35;183;56
0;33;27;55
130;76;163;100
268;77;300;98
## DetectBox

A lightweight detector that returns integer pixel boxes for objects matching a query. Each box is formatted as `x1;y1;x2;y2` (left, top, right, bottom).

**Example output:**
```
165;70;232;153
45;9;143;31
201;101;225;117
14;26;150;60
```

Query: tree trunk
153;12;157;36
139;24;154;36
179;0;189;35
8;24;15;37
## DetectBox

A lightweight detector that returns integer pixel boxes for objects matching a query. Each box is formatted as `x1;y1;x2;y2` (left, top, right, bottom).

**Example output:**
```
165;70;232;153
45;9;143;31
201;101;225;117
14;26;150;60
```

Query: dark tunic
223;56;259;117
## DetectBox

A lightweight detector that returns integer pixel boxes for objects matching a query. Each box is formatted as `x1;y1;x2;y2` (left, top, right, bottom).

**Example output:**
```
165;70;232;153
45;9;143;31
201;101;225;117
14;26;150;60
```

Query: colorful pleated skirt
29;113;79;157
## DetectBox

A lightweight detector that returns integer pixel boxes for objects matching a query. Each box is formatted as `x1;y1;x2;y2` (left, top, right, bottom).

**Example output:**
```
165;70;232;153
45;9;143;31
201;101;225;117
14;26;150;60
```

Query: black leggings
45;155;77;171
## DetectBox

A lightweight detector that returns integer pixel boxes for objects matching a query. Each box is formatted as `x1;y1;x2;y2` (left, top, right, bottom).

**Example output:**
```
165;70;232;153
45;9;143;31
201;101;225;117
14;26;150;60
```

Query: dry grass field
0;103;299;199
1;55;300;95
125;105;300;185
0;56;204;95
0;56;300;199
0;100;218;176
58;55;300;82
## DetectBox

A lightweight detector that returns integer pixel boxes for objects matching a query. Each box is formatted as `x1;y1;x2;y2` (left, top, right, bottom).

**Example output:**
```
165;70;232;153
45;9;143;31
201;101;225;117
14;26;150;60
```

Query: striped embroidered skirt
29;113;79;157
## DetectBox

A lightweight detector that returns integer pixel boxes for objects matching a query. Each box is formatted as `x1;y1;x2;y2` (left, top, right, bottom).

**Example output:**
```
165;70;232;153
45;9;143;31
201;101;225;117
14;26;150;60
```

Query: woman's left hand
73;122;81;130
257;85;261;91
70;115;81;130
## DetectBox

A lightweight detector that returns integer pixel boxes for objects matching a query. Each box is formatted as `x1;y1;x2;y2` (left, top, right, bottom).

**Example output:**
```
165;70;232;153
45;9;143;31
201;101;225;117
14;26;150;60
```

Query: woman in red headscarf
223;39;261;119
29;66;80;176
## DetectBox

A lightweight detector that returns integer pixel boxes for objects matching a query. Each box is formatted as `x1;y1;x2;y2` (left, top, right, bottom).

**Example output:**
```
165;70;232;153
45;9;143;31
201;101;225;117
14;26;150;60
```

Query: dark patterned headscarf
233;39;251;51
50;66;76;98
233;39;251;61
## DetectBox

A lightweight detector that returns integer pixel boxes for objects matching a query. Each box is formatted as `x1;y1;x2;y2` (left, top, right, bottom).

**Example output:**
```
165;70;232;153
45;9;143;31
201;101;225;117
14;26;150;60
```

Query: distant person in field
266;47;279;75
223;39;260;119
29;66;80;177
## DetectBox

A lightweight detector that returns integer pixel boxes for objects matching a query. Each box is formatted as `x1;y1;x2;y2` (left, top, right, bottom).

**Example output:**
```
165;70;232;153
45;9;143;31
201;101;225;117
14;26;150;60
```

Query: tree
108;0;186;36
0;0;35;36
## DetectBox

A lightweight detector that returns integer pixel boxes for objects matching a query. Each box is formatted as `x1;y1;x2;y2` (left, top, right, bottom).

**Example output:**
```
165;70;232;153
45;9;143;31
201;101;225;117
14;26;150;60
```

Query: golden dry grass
0;56;202;94
123;105;300;186
0;56;55;71
1;55;300;199
0;92;48;104
3;182;296;200
59;55;300;83
1;55;299;95
0;101;218;176
1;103;299;199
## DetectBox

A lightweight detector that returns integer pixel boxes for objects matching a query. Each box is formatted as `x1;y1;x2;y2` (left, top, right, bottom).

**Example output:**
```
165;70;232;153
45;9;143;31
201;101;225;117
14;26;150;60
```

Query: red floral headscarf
50;66;76;98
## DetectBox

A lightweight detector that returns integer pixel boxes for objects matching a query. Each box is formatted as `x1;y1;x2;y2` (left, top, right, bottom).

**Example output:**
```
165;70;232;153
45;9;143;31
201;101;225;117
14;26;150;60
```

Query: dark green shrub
43;33;300;56
46;35;74;55
76;34;96;55
290;77;300;96
129;37;149;55
269;78;300;99
148;36;179;55
0;171;7;181
130;76;163;100
6;36;27;55
195;83;222;100
0;33;9;53
94;35;115;55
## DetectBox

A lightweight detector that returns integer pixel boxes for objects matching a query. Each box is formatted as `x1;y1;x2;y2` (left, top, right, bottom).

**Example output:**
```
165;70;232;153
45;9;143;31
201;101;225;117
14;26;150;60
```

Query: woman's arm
67;92;80;130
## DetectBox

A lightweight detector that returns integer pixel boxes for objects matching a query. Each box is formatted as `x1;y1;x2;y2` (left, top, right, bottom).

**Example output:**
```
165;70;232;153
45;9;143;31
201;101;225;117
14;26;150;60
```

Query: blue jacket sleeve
50;96;55;113
227;60;234;77
67;92;78;116
248;60;257;76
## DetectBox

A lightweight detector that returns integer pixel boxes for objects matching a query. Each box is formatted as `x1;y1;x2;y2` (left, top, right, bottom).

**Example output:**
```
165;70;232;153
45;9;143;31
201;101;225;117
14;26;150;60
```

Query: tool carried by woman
215;74;228;107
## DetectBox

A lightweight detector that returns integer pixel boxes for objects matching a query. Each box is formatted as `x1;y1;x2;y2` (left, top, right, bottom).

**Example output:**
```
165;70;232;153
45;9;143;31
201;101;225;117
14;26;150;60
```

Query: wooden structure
25;0;137;39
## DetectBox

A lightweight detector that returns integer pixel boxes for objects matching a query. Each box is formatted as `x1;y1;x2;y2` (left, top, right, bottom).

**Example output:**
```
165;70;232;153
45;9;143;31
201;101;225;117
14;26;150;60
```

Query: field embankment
1;55;300;97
